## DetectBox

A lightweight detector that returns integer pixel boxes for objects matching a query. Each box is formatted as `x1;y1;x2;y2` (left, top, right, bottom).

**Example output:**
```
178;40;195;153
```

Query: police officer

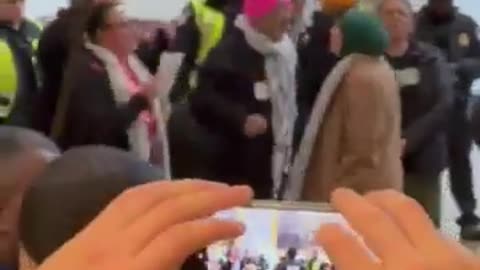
0;0;42;126
168;0;236;103
416;0;480;240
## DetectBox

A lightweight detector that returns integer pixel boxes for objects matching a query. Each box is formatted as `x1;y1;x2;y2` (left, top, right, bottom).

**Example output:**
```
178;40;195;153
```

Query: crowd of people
2;0;480;269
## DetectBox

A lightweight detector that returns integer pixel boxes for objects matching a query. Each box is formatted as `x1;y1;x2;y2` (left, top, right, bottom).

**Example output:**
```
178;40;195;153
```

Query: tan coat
302;55;403;202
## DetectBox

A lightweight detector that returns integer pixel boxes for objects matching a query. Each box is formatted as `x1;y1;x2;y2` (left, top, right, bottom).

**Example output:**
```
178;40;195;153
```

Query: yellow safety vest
187;0;226;91
190;0;226;65
0;40;17;118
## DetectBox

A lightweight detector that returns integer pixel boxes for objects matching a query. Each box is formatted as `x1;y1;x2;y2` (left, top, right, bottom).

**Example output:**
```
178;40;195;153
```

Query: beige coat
302;55;403;202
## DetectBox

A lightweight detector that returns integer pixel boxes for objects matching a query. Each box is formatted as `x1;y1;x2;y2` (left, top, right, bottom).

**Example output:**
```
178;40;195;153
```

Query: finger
81;180;230;238
317;224;380;270
124;185;253;254
331;189;419;268
366;190;480;270
365;191;442;249
135;218;245;270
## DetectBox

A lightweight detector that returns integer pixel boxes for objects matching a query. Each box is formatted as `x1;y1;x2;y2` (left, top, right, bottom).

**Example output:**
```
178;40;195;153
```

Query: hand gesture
244;114;268;138
317;189;480;270
37;180;252;270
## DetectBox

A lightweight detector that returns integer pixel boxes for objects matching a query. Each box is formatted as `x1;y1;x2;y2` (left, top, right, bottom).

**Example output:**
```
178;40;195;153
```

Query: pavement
441;147;480;253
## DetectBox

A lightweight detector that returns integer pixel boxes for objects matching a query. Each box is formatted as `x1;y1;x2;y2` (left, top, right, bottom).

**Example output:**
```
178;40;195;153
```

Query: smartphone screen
204;202;350;270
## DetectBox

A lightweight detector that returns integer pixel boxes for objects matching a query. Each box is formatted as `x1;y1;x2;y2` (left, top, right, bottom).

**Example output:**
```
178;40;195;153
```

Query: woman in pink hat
190;0;297;199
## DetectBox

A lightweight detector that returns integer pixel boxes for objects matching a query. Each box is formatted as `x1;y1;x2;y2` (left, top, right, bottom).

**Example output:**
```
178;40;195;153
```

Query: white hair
376;0;414;14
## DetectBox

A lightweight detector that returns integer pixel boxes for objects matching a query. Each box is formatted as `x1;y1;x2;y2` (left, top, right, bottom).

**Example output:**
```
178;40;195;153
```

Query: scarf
235;15;298;197
84;42;171;179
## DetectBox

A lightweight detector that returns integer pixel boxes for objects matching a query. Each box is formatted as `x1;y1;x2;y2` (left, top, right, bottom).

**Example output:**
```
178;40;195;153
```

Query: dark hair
85;1;119;42
287;247;297;259
19;146;165;263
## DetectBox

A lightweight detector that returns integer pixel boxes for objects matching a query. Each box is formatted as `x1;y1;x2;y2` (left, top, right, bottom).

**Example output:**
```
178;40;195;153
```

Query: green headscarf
338;10;390;57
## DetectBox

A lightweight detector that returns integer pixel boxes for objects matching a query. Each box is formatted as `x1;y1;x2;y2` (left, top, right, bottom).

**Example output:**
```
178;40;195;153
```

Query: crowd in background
2;0;480;269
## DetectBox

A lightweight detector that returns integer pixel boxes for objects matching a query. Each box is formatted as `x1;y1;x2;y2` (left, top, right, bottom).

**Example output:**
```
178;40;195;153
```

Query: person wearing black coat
416;0;480;239
53;48;149;151
380;0;454;229
294;11;338;150
168;0;239;103
191;28;274;198
190;1;296;199
33;0;114;135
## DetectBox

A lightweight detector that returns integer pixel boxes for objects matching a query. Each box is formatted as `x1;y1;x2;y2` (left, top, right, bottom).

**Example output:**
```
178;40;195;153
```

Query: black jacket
55;48;149;151
190;28;273;198
136;28;170;74
386;42;454;174
33;8;87;135
416;8;480;98
169;0;239;103
294;11;338;149
0;22;39;127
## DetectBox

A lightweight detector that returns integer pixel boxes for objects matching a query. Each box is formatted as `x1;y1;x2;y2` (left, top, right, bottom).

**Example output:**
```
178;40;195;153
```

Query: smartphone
204;201;351;270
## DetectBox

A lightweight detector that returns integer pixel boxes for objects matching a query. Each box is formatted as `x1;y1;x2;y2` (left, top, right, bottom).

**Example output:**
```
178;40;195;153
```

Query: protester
286;10;403;201
0;0;42;127
18;156;238;270
191;0;297;198
294;0;356;151
33;0;114;135
0;127;59;270
416;0;480;240
378;0;454;227
51;2;171;176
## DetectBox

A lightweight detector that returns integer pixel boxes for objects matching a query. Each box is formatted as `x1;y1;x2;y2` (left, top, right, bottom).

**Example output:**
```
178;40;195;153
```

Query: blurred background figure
33;0;115;136
379;0;454;227
416;0;480;240
0;0;42;127
191;0;296;198
275;248;305;270
287;10;402;201
294;0;356;152
0;127;59;270
51;2;171;176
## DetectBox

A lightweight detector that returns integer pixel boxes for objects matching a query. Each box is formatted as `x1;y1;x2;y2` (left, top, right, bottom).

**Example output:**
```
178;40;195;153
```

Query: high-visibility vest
0;39;18;118
187;0;226;91
190;0;226;65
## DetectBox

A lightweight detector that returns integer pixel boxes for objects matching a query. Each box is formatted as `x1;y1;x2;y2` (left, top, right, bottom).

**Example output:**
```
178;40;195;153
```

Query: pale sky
26;0;189;20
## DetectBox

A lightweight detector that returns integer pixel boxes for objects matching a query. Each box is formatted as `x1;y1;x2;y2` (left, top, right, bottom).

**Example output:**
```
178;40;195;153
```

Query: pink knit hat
243;0;292;21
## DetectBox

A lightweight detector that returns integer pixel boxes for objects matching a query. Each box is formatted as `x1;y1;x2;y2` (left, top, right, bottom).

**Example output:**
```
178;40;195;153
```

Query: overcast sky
26;0;189;20
25;0;480;21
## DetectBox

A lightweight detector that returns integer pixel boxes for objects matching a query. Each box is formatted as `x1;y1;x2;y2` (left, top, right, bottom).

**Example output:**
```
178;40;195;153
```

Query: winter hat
338;10;389;57
243;0;292;21
320;0;357;16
